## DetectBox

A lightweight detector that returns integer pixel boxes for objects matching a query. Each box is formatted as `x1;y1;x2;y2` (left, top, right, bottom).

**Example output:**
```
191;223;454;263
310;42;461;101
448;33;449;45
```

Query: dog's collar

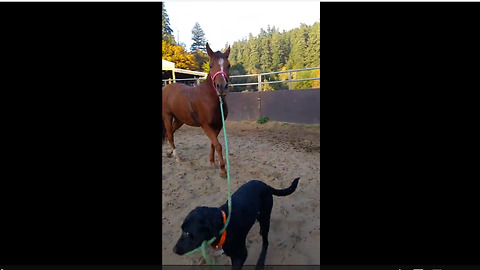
212;210;227;250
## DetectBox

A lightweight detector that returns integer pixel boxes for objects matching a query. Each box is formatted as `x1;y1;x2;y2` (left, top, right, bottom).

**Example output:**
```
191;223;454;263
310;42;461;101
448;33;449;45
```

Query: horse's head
206;43;231;97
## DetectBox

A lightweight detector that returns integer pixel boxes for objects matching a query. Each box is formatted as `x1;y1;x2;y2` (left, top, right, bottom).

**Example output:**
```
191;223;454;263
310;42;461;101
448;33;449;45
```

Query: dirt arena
162;121;320;265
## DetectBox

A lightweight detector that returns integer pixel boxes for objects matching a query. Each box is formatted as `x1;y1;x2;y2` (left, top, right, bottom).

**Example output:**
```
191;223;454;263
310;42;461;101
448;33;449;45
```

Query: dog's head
173;206;224;255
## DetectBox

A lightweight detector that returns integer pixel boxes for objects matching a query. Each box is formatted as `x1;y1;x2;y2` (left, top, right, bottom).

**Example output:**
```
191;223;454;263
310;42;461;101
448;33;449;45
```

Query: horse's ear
224;46;230;58
206;43;213;58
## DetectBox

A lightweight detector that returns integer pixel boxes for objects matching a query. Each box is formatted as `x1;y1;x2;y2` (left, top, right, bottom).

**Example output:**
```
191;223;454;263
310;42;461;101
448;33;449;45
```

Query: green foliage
257;116;268;124
228;23;320;90
191;22;207;53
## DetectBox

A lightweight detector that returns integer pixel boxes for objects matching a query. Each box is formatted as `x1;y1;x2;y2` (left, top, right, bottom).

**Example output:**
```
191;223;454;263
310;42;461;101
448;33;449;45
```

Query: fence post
196;78;200;86
258;74;262;91
288;71;292;90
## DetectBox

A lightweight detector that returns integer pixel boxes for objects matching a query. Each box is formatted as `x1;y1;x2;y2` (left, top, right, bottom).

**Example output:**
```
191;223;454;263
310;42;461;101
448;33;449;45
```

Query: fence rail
162;67;320;90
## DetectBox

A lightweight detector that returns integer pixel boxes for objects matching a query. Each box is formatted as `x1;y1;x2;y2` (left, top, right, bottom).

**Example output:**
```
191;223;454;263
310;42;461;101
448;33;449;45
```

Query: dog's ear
204;208;224;238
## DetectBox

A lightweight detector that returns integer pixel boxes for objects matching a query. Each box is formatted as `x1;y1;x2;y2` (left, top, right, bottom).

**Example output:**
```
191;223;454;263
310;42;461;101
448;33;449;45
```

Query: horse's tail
162;120;166;145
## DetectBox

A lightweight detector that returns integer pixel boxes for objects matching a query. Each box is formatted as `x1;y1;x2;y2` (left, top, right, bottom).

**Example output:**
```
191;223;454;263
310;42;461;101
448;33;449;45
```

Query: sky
164;1;320;52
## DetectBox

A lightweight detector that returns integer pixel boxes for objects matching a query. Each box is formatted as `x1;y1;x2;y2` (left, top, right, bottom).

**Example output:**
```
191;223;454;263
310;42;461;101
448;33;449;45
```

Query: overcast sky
164;1;320;52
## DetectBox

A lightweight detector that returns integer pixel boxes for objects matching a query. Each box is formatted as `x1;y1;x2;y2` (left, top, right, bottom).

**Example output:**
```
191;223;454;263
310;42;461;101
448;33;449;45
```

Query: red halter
211;70;229;91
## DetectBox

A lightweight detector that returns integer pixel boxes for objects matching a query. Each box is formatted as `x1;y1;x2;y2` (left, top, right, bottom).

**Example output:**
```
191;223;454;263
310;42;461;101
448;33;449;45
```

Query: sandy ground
162;121;320;265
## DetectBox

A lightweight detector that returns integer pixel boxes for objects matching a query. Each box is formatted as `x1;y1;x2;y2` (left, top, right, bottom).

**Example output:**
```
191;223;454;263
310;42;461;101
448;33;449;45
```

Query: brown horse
162;43;231;177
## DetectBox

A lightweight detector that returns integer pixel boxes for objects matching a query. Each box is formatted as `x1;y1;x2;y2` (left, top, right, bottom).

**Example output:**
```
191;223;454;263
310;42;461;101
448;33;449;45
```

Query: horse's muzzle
215;84;229;97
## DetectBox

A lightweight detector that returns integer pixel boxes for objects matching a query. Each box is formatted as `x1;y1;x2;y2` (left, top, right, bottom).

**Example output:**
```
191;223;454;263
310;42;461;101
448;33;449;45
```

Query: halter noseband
211;71;229;93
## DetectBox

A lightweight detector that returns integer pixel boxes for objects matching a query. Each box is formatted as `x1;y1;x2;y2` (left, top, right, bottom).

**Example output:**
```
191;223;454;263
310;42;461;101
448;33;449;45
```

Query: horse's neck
197;78;218;100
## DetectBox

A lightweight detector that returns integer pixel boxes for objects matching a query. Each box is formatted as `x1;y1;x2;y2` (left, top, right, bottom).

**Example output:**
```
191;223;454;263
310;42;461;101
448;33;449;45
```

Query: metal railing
162;77;205;86
230;67;320;91
162;67;320;90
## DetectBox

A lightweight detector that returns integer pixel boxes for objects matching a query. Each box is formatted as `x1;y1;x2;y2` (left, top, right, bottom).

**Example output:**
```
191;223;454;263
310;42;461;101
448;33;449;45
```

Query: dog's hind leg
255;197;273;269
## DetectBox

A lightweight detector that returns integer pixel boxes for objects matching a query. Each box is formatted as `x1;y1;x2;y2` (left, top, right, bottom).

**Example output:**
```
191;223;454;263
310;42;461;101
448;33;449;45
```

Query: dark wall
225;91;260;122
225;88;320;124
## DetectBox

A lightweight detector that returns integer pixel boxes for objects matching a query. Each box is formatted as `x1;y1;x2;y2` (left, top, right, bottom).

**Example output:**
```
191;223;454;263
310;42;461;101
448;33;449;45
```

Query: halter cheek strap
211;71;229;91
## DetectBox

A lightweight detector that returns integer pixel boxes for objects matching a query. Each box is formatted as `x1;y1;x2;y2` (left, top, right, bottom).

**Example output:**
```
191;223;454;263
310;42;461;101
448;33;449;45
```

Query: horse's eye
228;64;231;68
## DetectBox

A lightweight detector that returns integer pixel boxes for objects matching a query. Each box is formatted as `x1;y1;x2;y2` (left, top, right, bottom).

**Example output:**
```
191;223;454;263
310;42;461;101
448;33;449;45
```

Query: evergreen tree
258;28;272;73
286;24;309;70
190;22;207;53
305;22;320;68
271;29;282;71
225;23;320;90
162;3;175;44
246;33;260;73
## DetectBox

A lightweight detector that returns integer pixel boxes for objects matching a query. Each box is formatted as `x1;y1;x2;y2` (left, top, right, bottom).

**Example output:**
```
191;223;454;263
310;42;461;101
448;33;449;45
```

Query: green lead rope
184;97;232;265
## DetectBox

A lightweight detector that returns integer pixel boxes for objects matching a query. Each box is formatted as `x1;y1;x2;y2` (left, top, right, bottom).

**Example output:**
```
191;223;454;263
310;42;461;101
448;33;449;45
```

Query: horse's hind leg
170;118;184;162
163;115;182;162
209;143;216;167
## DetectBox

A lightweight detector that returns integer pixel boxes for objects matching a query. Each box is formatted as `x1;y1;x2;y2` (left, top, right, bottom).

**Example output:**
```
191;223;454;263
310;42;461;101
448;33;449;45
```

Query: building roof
174;68;207;78
162;59;207;79
162;59;175;71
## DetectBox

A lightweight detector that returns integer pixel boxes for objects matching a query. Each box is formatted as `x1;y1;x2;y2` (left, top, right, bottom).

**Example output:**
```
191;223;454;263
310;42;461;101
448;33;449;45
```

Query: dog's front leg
230;248;247;270
231;259;245;270
255;243;268;270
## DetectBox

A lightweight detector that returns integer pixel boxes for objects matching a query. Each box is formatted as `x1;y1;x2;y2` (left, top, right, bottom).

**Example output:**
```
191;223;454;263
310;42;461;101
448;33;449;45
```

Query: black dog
173;178;299;269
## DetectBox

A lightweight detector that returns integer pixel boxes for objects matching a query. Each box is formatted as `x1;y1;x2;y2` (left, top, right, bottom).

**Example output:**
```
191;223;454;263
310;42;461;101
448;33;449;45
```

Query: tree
162;3;175;44
270;29;283;72
193;50;209;72
258;28;272;73
246;33;260;73
190;22;207;53
162;40;197;70
224;23;319;90
202;62;210;73
286;24;309;70
305;22;320;68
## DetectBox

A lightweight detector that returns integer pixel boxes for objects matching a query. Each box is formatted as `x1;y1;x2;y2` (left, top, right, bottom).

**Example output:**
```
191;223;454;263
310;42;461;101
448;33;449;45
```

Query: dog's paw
255;265;265;270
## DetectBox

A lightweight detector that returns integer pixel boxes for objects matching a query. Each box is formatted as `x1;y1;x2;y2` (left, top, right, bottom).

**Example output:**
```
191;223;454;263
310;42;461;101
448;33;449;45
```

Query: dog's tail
270;177;299;197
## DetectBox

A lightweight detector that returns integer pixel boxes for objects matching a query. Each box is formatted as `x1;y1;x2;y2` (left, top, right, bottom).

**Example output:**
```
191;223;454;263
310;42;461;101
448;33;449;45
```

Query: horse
162;43;231;178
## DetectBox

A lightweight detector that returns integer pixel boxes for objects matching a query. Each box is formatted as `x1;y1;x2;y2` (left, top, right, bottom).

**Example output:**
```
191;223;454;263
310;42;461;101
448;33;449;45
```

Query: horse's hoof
210;162;216;167
175;157;182;162
220;172;227;179
166;153;172;158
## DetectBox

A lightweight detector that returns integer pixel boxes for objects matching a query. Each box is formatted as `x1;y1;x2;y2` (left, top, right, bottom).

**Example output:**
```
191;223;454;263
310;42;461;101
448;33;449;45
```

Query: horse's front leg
203;126;227;178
